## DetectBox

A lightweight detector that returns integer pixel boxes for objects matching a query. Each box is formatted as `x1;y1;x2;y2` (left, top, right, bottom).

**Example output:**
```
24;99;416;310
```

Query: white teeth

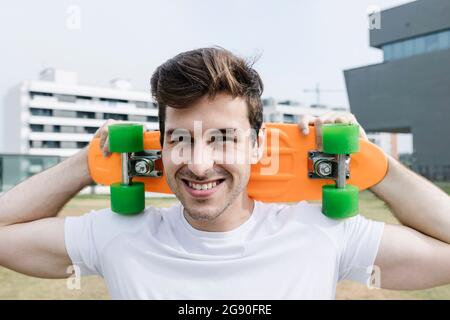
186;180;221;191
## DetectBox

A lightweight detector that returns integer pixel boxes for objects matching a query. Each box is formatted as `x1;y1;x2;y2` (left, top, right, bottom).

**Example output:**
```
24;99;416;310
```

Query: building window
403;39;414;57
383;29;450;61
77;142;89;148
60;141;76;149
392;42;403;60
100;98;128;104
438;30;450;49
42;141;60;148
76;111;95;119
56;94;77;103
128;115;147;122
414;37;425;55
383;44;393;60
283;114;296;123
147;116;158;122
60;126;76;133
103;113;127;121
76;95;92;101
29;141;41;148
270;114;279;122
53;110;77;118
135;101;153;109
424;34;439;52
30;108;53;116
30;124;44;132
29;91;53;99
85;127;98;134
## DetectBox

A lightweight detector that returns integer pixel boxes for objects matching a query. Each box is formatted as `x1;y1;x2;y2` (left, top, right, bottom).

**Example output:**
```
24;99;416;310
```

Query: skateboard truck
118;151;162;186
307;151;350;182
129;151;163;178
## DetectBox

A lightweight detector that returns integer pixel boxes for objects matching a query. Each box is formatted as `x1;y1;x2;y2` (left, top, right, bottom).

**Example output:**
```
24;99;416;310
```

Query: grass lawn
0;183;449;300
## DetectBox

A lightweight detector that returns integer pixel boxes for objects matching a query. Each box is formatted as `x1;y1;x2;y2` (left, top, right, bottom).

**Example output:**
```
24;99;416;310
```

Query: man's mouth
180;178;226;197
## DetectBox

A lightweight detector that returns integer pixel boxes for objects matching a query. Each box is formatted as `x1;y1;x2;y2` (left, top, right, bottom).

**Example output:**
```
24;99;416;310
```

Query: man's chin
183;202;224;221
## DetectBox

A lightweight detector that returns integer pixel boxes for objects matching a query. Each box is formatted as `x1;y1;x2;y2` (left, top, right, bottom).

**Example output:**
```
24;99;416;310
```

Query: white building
2;68;410;164
2;69;159;158
261;97;413;158
262;97;348;123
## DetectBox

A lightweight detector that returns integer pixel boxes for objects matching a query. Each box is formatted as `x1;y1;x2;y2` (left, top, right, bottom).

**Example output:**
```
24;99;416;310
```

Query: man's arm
298;112;450;290
371;156;450;289
371;155;450;244
0;119;122;277
0;148;92;278
0;218;71;278
0;148;92;227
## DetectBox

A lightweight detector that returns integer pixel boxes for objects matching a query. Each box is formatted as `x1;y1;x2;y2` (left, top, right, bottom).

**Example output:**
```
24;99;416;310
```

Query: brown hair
150;47;264;146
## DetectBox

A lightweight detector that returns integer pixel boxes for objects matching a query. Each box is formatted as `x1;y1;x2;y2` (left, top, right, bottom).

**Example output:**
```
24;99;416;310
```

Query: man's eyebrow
164;128;189;137
164;128;238;136
212;128;238;135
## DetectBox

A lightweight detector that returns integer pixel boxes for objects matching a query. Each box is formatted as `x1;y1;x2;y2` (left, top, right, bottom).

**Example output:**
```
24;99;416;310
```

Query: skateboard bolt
317;162;332;176
135;161;149;174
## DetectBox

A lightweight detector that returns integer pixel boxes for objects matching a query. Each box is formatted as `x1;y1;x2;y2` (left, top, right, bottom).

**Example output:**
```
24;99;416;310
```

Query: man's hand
297;112;368;150
94;119;150;157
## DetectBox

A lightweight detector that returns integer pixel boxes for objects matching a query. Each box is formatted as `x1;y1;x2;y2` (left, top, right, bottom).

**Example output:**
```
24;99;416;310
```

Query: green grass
0;184;449;300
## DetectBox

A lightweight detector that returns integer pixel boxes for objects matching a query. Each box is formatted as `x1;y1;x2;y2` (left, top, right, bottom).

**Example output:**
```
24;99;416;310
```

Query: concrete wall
370;0;450;48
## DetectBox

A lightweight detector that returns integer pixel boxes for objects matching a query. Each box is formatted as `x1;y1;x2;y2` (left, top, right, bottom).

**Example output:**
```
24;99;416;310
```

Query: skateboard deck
88;123;388;202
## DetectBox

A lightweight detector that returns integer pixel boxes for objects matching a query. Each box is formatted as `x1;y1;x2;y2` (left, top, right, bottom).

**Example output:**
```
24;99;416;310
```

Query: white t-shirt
64;200;384;300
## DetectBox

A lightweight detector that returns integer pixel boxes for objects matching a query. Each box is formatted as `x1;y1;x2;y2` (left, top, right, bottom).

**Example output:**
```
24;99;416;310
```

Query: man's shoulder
257;200;342;226
66;202;181;245
82;202;180;226
257;200;365;244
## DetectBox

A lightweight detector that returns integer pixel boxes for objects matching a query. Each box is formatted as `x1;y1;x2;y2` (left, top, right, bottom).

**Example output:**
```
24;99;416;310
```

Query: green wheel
109;123;144;153
110;182;145;215
322;184;359;219
322;123;359;154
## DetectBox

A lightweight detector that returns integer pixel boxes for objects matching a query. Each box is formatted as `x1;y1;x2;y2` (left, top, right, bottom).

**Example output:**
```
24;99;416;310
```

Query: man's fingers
314;117;323;151
97;119;117;157
298;114;317;135
96;119;146;157
99;129;107;149
102;137;110;157
359;127;368;140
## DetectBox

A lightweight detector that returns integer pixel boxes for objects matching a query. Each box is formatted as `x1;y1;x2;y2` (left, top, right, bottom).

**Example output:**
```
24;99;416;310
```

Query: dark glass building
344;0;450;181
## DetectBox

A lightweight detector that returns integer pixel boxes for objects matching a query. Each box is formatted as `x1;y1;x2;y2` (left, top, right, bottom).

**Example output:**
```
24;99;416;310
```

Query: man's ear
250;123;266;164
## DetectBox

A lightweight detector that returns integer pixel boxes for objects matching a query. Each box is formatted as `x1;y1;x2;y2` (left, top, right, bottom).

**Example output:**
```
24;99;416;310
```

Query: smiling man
0;47;449;299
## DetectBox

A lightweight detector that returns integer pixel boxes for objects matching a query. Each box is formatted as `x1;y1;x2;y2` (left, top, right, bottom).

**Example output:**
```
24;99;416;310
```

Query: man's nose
187;141;214;177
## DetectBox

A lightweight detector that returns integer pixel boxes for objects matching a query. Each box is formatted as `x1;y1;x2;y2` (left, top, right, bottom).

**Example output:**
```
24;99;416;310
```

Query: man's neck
184;195;255;232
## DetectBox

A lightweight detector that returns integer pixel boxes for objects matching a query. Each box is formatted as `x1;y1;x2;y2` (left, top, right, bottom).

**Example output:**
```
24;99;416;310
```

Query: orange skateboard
88;123;388;218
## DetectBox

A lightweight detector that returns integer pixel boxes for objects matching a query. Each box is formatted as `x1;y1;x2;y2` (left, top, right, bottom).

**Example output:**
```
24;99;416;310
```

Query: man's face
161;93;261;221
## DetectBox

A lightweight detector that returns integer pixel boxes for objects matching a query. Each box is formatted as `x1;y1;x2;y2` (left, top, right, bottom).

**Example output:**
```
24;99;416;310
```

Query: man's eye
210;135;236;143
170;135;190;144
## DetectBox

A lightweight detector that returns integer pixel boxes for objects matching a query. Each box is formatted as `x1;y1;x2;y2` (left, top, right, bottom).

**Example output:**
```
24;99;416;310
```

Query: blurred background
0;0;449;299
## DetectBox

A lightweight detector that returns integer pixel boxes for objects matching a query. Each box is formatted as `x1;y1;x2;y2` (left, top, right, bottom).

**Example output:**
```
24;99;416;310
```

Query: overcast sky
0;0;411;150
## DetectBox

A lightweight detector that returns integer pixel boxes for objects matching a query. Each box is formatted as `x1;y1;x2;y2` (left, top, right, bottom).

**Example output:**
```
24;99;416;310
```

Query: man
0;47;449;299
